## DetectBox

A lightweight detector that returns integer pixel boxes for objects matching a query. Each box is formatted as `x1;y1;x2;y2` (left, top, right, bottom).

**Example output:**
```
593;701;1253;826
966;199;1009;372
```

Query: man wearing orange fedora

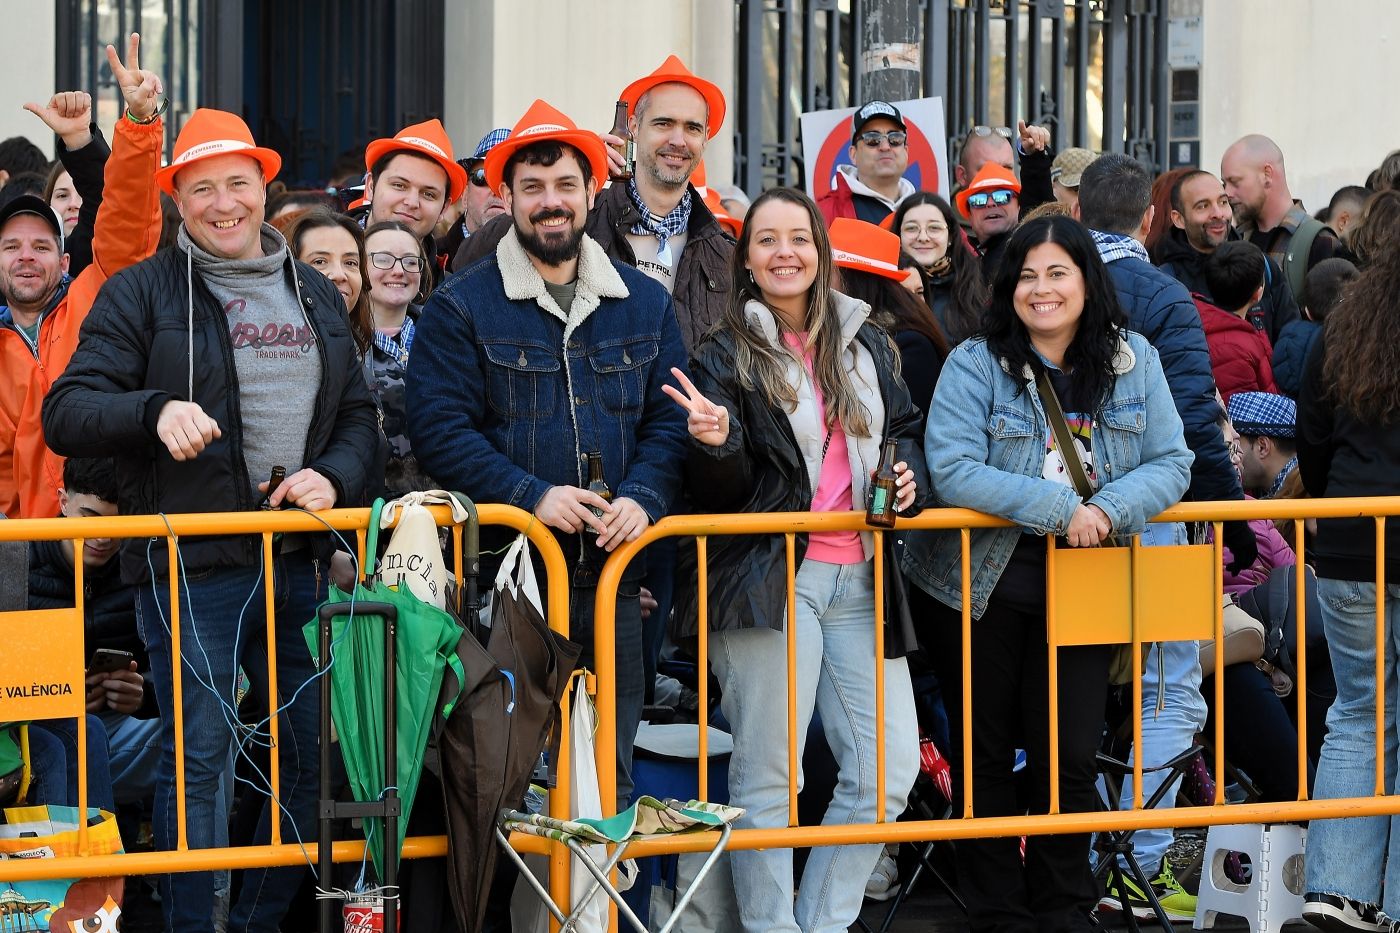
406;99;689;811
458;56;734;354
45;98;378;932
0;34;164;521
364;118;468;289
956;160;1024;279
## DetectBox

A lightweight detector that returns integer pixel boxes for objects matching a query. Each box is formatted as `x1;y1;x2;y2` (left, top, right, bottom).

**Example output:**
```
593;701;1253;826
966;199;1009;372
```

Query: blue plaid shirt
373;313;416;366
1090;229;1151;265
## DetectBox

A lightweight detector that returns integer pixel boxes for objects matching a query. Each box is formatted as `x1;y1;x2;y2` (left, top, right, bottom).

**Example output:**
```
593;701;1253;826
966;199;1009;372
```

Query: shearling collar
999;331;1137;381
495;225;629;340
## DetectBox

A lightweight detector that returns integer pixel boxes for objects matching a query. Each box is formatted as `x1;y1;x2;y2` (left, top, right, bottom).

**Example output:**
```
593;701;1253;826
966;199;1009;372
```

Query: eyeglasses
468;165;488;188
964;189;1017;209
369;251;424;273
857;130;907;149
966;125;1013;141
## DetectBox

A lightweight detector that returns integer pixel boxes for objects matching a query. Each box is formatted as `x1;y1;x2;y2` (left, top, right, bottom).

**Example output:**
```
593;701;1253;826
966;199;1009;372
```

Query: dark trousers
1203;662;1313;802
920;587;1109;933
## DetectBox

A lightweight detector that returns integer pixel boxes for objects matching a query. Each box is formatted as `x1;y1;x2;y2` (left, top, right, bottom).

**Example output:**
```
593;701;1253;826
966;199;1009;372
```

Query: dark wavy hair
982;215;1127;409
284;207;374;356
889;191;989;341
837;266;949;360
1322;237;1400;422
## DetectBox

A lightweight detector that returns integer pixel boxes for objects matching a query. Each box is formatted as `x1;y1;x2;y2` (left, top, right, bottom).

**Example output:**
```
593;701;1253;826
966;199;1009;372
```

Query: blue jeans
1113;522;1207;876
100;710;162;805
1305;578;1400;912
711;558;919;933
28;715;115;811
136;551;322;933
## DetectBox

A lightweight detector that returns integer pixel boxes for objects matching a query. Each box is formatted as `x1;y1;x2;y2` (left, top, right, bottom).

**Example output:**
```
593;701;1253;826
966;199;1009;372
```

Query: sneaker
1097;862;1196;922
864;851;901;902
1302;893;1389;932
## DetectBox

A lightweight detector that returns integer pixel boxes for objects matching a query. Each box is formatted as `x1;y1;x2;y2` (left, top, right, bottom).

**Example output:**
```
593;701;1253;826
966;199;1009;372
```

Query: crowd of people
2;29;1399;933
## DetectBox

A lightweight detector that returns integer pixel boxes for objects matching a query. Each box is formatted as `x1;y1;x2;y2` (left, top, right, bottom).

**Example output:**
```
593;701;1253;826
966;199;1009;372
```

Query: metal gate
734;0;1171;195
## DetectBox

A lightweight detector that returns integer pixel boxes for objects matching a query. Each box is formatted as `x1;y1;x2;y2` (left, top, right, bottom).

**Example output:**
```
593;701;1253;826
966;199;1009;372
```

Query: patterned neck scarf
628;178;692;267
373;313;416;366
1268;456;1297;499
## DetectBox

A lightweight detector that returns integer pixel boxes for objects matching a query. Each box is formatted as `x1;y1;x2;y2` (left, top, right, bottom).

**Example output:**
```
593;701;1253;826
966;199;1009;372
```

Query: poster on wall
800;96;950;203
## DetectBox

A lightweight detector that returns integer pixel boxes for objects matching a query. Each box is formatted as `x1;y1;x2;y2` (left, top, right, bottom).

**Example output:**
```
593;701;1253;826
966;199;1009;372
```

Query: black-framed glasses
857;130;908;149
468;165;488;188
964;189;1017;209
369;251;424;273
967;125;1013;141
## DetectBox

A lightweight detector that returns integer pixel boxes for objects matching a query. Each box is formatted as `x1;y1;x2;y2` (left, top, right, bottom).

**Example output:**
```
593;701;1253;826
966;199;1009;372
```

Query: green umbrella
304;500;465;877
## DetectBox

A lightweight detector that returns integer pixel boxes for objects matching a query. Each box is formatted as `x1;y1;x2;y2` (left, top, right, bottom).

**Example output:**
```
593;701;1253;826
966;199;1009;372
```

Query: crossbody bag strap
1035;369;1094;501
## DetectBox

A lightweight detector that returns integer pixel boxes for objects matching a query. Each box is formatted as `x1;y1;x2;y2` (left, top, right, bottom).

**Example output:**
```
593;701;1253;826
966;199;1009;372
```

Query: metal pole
859;0;922;102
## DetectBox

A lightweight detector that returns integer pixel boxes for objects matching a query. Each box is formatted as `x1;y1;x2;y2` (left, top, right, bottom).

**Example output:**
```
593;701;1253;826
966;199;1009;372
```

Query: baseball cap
852;101;907;140
1051;148;1098;189
0;194;63;252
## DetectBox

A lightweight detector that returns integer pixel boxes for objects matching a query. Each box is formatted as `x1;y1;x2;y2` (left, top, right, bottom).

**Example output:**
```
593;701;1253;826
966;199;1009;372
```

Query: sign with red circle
800;97;949;204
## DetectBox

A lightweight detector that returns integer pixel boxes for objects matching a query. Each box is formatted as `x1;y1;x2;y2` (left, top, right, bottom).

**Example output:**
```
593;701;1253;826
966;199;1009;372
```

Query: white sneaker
865;852;901;902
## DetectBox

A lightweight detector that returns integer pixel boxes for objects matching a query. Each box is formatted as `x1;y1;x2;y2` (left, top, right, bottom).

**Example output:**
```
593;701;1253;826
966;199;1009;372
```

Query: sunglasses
964;189;1016;209
468;165;488;188
857;130;907;149
966;125;1013;141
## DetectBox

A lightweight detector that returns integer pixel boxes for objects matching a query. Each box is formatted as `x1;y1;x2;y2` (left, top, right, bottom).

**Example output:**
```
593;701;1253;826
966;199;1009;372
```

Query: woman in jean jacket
665;187;927;933
903;216;1192;932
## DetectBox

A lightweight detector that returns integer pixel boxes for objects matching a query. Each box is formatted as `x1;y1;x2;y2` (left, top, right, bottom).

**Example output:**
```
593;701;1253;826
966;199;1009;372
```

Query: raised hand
661;367;730;447
106;32;164;122
22;91;93;150
1017;120;1051;155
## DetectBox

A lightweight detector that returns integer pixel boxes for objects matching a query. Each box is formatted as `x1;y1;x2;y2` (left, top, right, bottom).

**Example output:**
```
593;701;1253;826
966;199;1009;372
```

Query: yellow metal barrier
0;503;575;921
591;496;1400;864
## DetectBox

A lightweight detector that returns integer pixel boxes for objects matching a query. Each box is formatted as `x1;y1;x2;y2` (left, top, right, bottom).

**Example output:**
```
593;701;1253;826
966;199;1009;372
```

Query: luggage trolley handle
318;599;400;933
446;491;482;616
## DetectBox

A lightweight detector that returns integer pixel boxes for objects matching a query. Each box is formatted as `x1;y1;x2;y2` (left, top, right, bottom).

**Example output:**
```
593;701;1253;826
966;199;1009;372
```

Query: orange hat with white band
154;108;282;196
484;100;610;194
829;217;907;281
364;118;469;203
620;55;727;139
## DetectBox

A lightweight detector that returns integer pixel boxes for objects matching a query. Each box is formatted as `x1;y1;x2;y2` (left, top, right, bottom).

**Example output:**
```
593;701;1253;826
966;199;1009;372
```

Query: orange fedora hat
155;108;282;196
364;118;469;203
620;55;727;138
829;217;907;281
954;162;1021;216
484;100;609;194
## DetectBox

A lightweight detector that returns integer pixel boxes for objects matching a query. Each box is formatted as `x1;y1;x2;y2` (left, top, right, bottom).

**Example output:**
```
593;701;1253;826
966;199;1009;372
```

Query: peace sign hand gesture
661;367;730;448
106;32;164;123
22;91;93;150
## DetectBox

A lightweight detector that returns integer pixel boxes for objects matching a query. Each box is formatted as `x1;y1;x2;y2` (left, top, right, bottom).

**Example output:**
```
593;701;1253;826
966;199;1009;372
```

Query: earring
747;269;756;284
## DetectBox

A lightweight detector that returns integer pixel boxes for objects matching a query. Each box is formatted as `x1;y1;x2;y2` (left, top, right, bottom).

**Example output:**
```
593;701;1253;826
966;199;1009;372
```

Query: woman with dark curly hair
890;191;988;344
903;214;1192;931
1341;188;1400;268
1297;235;1400;930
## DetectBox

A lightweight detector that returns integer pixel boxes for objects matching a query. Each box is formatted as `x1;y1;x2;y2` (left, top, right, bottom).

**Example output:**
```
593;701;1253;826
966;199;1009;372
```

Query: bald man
1220;134;1338;302
953;122;1055;222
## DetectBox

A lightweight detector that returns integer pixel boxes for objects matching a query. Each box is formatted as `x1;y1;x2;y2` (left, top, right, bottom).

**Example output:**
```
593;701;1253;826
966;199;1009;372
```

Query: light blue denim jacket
903;329;1193;618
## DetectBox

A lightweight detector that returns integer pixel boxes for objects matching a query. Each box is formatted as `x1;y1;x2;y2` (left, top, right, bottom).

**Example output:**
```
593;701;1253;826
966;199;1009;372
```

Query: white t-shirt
626;230;688;294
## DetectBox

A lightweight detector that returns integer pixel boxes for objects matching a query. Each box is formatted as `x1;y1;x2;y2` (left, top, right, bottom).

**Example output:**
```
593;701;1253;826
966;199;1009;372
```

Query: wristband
126;97;169;125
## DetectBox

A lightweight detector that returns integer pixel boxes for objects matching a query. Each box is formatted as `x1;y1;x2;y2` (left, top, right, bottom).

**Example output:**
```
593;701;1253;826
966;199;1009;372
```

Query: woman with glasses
364;220;431;495
903;215;1191;932
890;191;990;344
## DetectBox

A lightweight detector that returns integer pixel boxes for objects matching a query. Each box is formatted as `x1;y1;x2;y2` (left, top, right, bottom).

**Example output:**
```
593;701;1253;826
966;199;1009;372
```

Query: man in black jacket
43;108;378;933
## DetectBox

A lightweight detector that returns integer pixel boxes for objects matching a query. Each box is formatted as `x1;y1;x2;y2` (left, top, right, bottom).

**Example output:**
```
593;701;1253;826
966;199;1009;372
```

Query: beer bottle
609;101;635;180
586;452;613;520
866;439;899;528
260;465;287;510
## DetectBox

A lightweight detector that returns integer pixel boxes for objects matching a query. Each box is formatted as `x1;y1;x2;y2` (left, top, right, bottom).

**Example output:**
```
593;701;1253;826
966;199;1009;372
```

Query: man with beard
1220;134;1339;305
405;100;689;807
1155;169;1299;343
457;56;732;354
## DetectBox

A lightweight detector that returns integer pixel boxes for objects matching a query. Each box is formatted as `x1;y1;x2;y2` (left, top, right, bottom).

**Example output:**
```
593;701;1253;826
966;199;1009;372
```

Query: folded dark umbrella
439;540;581;933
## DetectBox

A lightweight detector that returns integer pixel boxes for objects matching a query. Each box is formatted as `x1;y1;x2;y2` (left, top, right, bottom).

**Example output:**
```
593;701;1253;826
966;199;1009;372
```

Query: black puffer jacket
671;307;930;646
43;243;380;583
453;183;734;353
1155;226;1300;345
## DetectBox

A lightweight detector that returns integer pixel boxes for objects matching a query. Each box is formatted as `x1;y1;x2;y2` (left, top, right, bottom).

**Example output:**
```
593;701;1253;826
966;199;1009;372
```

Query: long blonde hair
725;187;871;437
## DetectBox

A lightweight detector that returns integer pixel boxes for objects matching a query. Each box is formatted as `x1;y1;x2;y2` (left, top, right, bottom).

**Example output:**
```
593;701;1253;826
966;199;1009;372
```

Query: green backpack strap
362;498;386;584
1282;217;1329;303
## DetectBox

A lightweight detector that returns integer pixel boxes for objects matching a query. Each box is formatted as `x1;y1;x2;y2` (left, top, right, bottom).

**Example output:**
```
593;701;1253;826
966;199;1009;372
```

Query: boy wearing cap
44;104;378;932
817;100;916;226
364;118;468;289
458;56;734;354
1228;391;1298;498
406;100;688;808
0;36;164;519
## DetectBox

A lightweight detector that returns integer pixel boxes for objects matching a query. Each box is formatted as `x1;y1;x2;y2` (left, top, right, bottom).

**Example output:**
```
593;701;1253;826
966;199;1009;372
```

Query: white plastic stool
1194;823;1307;933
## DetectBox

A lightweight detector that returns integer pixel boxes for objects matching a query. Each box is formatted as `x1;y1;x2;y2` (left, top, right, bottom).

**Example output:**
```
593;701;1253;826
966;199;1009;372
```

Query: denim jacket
903;329;1193;618
405;226;689;582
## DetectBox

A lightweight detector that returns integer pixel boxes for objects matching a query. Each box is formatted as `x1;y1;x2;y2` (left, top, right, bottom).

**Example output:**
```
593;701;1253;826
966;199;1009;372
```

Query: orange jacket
0;116;163;518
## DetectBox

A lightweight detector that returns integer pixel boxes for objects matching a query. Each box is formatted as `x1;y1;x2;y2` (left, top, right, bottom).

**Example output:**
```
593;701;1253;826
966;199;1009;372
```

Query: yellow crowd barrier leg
1295;519;1310;802
697;536;710;802
960;528;974;819
786;533;799;827
263;531;282;846
1377;518;1388;797
169;538;189;850
873;530;887;823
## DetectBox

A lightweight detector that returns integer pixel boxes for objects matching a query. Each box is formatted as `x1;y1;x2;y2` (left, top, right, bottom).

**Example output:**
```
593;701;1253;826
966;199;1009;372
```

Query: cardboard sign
800;96;950;202
0;609;86;720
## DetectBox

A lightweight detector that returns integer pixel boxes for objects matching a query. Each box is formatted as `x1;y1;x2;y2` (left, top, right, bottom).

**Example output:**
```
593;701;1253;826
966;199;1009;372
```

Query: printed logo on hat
395;136;448;158
859;102;897;120
832;248;900;274
516;123;569;139
173;139;256;166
